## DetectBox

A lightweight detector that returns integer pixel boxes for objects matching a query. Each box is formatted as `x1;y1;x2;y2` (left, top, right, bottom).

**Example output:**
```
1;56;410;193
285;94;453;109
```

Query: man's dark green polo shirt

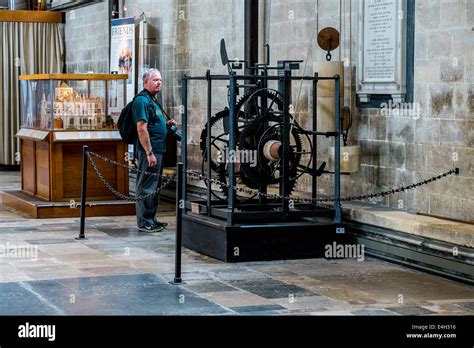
132;90;168;154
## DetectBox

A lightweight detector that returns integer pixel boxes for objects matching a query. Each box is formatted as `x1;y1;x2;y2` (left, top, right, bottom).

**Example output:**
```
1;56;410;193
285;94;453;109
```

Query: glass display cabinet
16;74;131;205
19;74;127;131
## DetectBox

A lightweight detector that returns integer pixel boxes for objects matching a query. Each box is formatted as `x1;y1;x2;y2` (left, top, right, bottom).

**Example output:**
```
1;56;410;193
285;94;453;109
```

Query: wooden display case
17;128;128;202
5;74;135;218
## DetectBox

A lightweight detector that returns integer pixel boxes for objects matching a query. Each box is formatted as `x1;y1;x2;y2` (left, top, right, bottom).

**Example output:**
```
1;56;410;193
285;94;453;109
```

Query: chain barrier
87;151;459;205
88;151;176;202
89;151;164;176
186;168;460;204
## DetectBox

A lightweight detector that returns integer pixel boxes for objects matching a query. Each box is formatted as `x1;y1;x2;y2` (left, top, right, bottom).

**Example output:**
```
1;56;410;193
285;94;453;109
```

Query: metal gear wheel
199;89;307;200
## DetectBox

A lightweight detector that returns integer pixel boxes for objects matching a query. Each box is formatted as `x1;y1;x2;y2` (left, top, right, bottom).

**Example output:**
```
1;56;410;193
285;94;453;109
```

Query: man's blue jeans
135;151;164;228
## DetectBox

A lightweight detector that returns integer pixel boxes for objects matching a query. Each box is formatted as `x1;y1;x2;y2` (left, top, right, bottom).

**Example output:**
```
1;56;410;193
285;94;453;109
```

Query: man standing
133;68;176;232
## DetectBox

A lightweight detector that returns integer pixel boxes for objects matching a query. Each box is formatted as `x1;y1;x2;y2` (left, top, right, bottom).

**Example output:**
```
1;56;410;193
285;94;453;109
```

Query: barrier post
170;162;184;284
76;145;89;240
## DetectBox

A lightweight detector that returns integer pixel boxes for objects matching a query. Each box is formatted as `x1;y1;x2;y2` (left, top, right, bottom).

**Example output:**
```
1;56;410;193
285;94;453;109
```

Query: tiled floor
0;171;473;316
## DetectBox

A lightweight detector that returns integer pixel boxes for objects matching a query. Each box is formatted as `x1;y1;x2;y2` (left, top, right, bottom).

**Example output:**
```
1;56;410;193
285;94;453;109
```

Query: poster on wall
110;17;135;104
356;0;407;103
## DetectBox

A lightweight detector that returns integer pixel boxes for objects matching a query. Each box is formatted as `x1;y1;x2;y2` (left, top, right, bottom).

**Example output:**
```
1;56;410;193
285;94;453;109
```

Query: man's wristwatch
146;151;154;156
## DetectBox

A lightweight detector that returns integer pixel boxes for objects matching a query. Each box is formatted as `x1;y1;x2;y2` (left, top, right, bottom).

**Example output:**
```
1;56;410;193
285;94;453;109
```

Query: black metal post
334;75;342;223
182;75;188;208
259;72;267;205
227;73;236;226
76;145;89;240
244;0;259;118
312;73;318;201
171;162;184;285
281;69;291;218
244;0;258;77
206;70;212;216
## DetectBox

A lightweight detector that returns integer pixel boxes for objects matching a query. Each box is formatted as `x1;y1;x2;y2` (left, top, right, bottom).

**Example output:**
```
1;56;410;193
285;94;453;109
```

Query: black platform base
182;213;353;262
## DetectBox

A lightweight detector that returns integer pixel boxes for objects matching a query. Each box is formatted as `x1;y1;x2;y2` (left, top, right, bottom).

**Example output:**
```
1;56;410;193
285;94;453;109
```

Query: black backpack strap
134;90;170;125
129;91;146;114
134;90;157;124
156;101;171;121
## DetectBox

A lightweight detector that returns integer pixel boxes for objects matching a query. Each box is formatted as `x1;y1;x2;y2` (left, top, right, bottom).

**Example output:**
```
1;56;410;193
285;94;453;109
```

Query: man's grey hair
143;68;161;82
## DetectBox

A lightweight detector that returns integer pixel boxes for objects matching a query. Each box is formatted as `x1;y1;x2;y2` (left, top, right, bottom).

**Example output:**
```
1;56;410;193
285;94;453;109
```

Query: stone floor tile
230;304;286;313
202;292;274;308
453;302;474;312
0;272;33;283
0;274;229;315
270;295;348;311
310;310;356;316
184;281;239;294
351;308;400;315
228;278;316;299
386;306;437;315
1;170;473;316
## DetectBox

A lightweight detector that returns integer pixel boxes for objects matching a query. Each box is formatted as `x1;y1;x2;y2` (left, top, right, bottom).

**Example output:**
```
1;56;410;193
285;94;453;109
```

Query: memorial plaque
357;0;406;103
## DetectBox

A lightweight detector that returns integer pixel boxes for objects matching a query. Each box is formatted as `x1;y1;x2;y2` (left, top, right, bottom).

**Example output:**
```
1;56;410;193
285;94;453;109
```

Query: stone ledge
342;202;473;248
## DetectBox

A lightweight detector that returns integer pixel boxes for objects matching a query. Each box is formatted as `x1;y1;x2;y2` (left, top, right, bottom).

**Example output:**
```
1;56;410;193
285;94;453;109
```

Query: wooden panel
52;143;63;201
19;74;128;81
21;139;36;196
0;10;64;23
35;141;50;200
1;191;136;219
0;192;38;218
37;204;136;218
116;143;128;195
20;132;128;202
58;141;128;201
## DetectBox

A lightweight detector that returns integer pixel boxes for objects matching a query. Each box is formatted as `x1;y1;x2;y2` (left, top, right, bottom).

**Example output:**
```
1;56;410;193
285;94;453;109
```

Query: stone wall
65;2;109;73
65;0;243;170
348;0;473;221
64;0;473;222
409;0;472;220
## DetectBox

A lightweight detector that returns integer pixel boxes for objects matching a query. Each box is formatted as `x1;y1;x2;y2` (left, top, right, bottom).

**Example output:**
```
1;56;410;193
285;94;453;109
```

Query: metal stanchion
170;162;184;284
76;145;89;240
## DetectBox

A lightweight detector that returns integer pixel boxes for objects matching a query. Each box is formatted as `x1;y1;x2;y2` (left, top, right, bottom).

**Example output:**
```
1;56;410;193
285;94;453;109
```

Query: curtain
0;21;63;165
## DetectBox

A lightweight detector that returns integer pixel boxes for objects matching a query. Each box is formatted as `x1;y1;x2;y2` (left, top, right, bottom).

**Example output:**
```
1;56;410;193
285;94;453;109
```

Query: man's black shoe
138;225;164;233
155;221;168;228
